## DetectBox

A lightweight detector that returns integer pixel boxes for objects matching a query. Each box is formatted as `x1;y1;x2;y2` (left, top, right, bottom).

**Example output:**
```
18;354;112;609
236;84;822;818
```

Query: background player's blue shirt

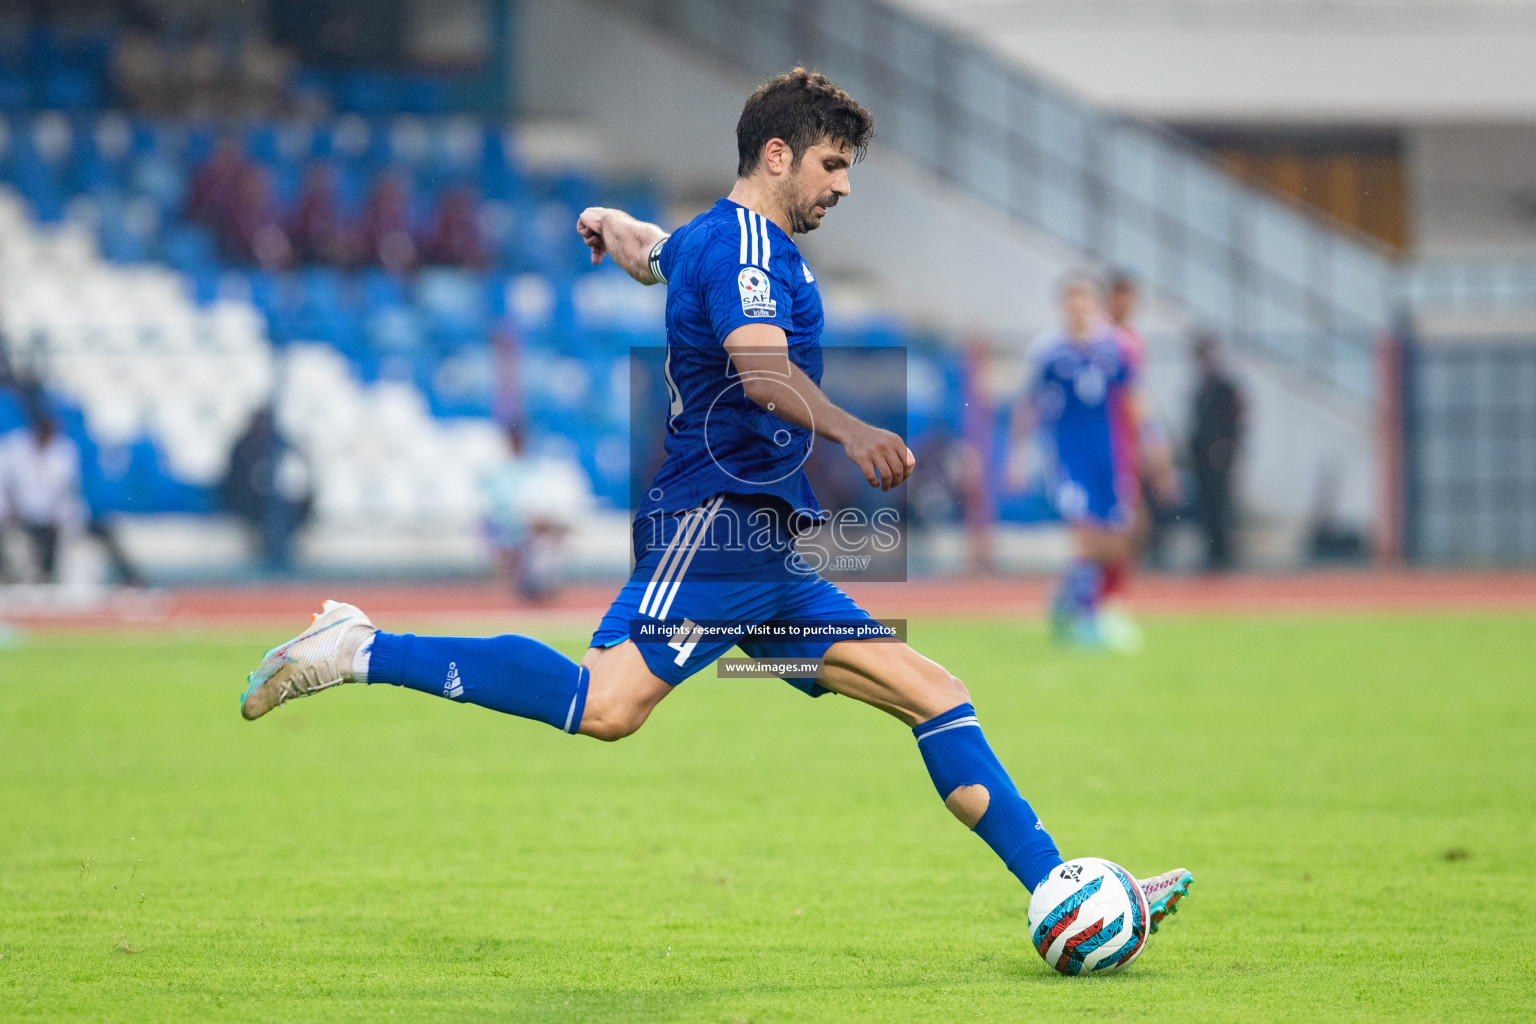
1027;327;1135;486
639;198;825;534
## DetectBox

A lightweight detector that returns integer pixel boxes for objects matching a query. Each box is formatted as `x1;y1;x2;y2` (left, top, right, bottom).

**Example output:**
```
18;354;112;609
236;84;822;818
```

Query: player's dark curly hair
736;68;874;178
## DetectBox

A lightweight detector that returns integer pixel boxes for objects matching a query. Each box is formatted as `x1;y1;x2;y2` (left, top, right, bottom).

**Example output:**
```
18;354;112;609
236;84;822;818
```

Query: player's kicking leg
818;637;1190;924
241;599;672;740
241;600;1190;947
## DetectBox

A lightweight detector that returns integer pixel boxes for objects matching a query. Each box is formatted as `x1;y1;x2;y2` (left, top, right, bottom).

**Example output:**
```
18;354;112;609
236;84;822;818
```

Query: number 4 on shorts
668;619;703;665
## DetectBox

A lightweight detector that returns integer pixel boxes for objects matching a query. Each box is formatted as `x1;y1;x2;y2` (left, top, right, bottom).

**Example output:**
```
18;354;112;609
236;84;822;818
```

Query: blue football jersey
1027;327;1136;487
639;198;825;529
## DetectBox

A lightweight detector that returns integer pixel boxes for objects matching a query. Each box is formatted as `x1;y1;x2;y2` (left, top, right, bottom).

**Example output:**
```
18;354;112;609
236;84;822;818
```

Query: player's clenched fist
842;421;915;491
576;207;611;265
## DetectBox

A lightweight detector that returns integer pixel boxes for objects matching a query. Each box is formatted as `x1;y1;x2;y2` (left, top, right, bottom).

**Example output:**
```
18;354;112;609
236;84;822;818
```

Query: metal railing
1403;257;1536;315
607;0;1397;398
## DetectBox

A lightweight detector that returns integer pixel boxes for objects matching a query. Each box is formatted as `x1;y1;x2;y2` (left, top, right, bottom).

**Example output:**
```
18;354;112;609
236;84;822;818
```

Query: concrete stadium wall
1408;124;1536;258
883;0;1536;123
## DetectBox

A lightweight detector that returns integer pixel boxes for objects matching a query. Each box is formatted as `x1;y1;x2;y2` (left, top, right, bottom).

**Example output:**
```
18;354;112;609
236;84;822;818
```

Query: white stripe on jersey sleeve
737;207;749;264
748;211;761;266
759;214;771;266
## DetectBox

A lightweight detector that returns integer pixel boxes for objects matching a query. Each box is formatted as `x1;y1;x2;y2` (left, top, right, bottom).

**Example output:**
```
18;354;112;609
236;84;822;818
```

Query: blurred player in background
1008;273;1169;651
1102;274;1178;641
481;425;593;601
236;69;1190;951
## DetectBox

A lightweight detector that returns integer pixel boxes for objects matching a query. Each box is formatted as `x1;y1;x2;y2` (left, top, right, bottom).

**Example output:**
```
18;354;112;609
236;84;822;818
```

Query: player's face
779;140;852;234
1061;284;1099;335
1109;285;1136;324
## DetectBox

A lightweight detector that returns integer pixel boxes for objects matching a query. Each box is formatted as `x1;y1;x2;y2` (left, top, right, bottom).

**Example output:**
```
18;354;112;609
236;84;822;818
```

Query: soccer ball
1027;857;1149;976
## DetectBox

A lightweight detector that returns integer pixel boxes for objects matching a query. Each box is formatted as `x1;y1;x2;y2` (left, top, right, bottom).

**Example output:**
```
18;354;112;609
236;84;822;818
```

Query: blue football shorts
1052;456;1132;531
590;494;886;693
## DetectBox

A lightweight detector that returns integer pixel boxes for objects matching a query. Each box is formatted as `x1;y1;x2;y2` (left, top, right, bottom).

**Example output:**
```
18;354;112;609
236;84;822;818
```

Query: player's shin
913;704;1063;892
362;632;589;733
1056;559;1105;617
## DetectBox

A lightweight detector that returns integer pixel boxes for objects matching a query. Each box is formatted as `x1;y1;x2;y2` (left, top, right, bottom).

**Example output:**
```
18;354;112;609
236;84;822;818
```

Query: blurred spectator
0;399;83;584
908;425;979;528
358;171;418;274
221;407;313;571
114;27;295;117
236;35;293;117
1188;332;1246;572
180;26;226;119
421;185;487;269
481;426;593;601
112;28;168;114
289;163;350;264
224;167;292;270
188;135;248;231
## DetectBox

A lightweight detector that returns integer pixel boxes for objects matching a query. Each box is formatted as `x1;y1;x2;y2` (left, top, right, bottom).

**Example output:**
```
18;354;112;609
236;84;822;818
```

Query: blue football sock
366;631;589;734
1055;559;1105;618
913;703;1063;891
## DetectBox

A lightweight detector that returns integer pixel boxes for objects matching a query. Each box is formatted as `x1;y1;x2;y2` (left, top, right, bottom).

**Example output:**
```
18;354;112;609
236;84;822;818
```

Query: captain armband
648;236;670;284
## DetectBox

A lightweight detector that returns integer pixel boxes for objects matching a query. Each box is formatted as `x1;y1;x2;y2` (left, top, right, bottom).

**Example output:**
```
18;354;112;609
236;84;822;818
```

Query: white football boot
240;600;376;720
1137;868;1193;933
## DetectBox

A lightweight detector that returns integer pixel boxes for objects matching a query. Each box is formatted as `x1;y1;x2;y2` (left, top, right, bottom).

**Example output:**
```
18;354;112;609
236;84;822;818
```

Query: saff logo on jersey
738;266;777;317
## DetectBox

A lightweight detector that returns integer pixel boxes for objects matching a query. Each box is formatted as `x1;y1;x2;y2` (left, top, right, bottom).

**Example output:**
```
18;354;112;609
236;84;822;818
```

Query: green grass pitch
2;611;1534;1022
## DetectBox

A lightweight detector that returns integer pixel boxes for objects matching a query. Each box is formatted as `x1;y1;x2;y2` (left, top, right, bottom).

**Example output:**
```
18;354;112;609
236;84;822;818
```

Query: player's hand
842;422;915;492
1002;445;1029;493
1153;465;1181;506
576;207;610;266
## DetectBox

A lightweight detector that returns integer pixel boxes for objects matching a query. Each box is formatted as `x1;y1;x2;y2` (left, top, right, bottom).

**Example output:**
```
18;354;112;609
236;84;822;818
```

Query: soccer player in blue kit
1009;274;1167;650
237;69;1190;963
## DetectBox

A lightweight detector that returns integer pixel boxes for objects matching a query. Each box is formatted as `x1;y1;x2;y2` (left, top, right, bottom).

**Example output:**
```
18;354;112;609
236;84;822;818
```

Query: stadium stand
0;25;962;558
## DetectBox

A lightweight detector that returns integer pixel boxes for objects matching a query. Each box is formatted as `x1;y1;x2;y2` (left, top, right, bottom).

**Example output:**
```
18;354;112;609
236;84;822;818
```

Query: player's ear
763;138;792;177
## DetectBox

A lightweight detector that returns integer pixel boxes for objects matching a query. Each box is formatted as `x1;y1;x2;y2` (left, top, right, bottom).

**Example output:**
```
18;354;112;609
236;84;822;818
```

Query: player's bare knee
577;692;647;742
920;670;969;718
580;707;643;742
945;784;990;829
944;672;971;705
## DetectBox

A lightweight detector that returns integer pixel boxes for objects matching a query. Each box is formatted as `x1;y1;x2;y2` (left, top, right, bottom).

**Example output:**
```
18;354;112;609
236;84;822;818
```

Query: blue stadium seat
0;73;27;112
416;268;488;333
300;266;346;315
161;223;216;275
188;265;222;305
401;75;449;116
361;268;407;311
42;65;99;111
244;123;281;163
366;305;424;352
340;71;396;116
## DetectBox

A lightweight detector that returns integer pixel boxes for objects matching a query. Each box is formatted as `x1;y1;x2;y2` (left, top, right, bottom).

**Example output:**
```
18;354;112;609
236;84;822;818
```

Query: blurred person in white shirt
0;399;85;583
481;426;593;601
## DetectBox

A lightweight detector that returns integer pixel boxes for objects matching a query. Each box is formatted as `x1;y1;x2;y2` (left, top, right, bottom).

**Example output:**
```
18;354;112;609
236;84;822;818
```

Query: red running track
4;569;1536;634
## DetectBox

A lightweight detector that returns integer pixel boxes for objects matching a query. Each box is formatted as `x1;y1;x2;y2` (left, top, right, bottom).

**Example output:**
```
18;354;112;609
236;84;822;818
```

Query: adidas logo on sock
444;662;464;699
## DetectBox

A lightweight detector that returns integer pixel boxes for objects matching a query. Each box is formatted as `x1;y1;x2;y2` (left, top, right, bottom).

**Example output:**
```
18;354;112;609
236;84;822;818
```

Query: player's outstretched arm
576;207;668;285
1129;388;1180;503
724;324;915;492
1003;393;1034;493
